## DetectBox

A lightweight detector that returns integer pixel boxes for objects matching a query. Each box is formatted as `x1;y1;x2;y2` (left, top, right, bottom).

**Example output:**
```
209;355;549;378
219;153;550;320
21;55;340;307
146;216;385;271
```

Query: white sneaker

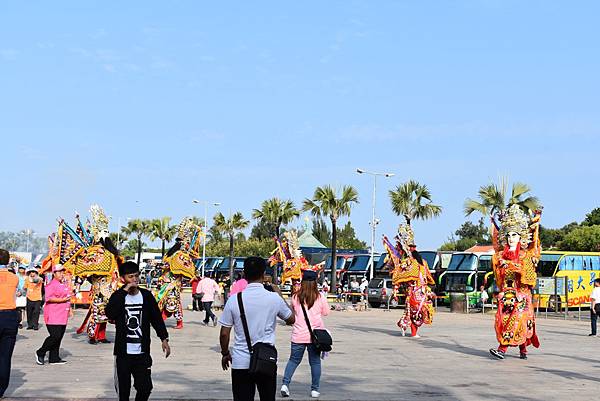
311;390;320;398
280;385;290;397
412;334;421;338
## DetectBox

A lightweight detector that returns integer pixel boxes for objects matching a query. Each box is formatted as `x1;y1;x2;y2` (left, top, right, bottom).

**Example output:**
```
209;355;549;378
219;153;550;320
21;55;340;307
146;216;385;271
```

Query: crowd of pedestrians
0;248;332;401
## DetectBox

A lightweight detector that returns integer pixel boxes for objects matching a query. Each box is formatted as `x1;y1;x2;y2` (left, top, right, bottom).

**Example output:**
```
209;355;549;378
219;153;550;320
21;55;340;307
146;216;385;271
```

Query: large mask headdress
176;217;196;244
89;204;110;241
396;224;415;255
497;204;532;247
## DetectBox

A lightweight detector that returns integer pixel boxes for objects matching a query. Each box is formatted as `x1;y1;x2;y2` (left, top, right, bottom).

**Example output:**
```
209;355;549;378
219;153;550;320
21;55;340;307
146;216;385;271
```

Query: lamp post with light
192;200;221;277
356;168;395;282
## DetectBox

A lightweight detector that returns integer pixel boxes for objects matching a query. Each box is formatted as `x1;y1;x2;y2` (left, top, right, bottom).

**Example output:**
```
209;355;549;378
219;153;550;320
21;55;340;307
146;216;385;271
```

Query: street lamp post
25;229;33;253
193;200;221;277
116;217;131;251
356;168;395;282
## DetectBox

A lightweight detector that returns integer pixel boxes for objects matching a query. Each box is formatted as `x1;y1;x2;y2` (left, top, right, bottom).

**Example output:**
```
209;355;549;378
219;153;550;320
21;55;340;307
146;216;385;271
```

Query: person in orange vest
25;267;43;330
0;248;19;398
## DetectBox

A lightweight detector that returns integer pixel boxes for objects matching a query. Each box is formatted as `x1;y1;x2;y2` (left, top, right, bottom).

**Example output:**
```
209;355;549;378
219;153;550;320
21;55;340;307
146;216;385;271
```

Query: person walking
15;266;26;329
0;249;19;398
219;257;295;401
36;264;72;365
105;261;170;401
25;267;43;330
190;275;202;312
281;270;330;399
229;273;248;296
589;278;600;336
197;275;220;326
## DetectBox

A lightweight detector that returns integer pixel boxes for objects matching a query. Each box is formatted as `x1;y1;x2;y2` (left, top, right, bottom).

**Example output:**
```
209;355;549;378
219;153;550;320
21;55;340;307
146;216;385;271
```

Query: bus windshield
326;256;347;270
447;254;477;271
348;256;370;271
478;255;492;272
376;253;388;271
539;253;563;276
419;251;436;269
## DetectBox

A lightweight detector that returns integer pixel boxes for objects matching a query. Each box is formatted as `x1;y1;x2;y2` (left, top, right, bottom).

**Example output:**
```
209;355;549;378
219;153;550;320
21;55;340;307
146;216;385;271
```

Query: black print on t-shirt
125;303;143;344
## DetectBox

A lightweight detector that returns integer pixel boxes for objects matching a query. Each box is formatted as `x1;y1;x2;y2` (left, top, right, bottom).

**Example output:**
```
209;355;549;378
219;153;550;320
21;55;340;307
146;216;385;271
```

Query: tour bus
343;254;380;284
216;257;246;281
322;254;354;287
536;251;600;309
441;250;495;306
194;257;223;277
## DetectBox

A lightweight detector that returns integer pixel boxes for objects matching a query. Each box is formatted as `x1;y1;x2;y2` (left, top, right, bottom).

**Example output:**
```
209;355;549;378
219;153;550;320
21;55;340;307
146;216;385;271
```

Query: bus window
538;253;562;276
478;255;492;272
447;254;477;271
419;251;437;269
559;255;583;271
582;256;600;271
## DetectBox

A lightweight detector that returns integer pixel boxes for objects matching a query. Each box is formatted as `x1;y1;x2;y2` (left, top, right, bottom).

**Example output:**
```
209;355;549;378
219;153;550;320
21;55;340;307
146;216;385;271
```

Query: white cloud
188;131;226;142
335;120;600;144
91;28;107;40
0;49;18;61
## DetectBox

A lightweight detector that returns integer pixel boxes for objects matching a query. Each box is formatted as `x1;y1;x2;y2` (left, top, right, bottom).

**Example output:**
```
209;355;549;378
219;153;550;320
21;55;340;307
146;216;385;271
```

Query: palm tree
464;177;541;217
303;185;359;291
149;217;177;257
389;180;442;226
109;232;128;251
252;198;299;238
252;198;300;283
213;212;249;279
122;219;151;265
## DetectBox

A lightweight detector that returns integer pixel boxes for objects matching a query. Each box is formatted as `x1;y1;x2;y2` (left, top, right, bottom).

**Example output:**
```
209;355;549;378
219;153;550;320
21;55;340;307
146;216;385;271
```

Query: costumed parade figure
156;217;200;329
383;224;435;338
44;205;121;344
72;205;121;344
489;205;542;360
269;230;323;293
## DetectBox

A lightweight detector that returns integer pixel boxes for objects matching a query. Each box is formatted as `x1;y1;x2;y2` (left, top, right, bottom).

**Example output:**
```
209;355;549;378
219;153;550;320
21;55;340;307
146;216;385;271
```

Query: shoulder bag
237;292;278;377
300;300;333;352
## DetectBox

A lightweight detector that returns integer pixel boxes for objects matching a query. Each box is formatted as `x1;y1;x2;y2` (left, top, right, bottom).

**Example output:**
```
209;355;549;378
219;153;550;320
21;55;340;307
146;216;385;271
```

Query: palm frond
464;198;488;217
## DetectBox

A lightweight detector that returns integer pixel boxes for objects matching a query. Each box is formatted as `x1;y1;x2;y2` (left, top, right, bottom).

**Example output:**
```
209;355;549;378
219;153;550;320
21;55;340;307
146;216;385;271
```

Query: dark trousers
591;310;597;335
37;324;66;363
114;354;153;401
202;301;215;323
16;307;24;327
231;368;276;401
192;294;203;311
26;299;42;329
0;310;18;397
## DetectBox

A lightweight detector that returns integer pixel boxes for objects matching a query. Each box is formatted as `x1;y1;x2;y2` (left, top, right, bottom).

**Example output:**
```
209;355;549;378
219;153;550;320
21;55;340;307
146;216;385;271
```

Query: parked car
367;277;402;308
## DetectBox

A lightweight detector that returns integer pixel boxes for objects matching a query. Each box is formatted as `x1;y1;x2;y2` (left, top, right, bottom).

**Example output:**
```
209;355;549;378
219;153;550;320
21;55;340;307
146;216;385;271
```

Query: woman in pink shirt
281;270;329;399
35;265;72;365
229;273;248;296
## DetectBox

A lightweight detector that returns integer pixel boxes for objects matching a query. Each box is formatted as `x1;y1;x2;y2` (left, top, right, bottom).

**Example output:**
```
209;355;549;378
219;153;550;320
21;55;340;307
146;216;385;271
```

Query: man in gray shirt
219;257;295;401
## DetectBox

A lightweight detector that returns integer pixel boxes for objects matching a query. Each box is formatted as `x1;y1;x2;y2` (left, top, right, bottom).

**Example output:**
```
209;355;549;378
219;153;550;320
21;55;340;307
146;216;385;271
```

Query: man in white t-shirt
589;278;600;336
219;257;295;401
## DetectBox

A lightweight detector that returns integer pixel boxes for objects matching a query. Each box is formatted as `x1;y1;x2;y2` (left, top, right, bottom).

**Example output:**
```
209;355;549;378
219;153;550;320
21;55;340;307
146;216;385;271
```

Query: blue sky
1;1;600;249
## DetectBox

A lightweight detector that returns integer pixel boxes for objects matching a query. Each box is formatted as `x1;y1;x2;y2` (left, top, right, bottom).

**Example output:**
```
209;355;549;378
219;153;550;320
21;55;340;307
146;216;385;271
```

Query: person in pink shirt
35;264;72;365
197;276;221;326
281;270;329;399
229;273;248;296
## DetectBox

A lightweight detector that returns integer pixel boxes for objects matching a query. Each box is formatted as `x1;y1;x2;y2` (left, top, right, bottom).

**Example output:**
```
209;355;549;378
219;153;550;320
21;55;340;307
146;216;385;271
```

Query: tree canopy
389;180;442;226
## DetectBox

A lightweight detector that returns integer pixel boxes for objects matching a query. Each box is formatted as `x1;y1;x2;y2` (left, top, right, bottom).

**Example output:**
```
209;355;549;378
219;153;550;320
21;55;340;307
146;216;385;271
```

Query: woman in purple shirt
35;265;72;365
